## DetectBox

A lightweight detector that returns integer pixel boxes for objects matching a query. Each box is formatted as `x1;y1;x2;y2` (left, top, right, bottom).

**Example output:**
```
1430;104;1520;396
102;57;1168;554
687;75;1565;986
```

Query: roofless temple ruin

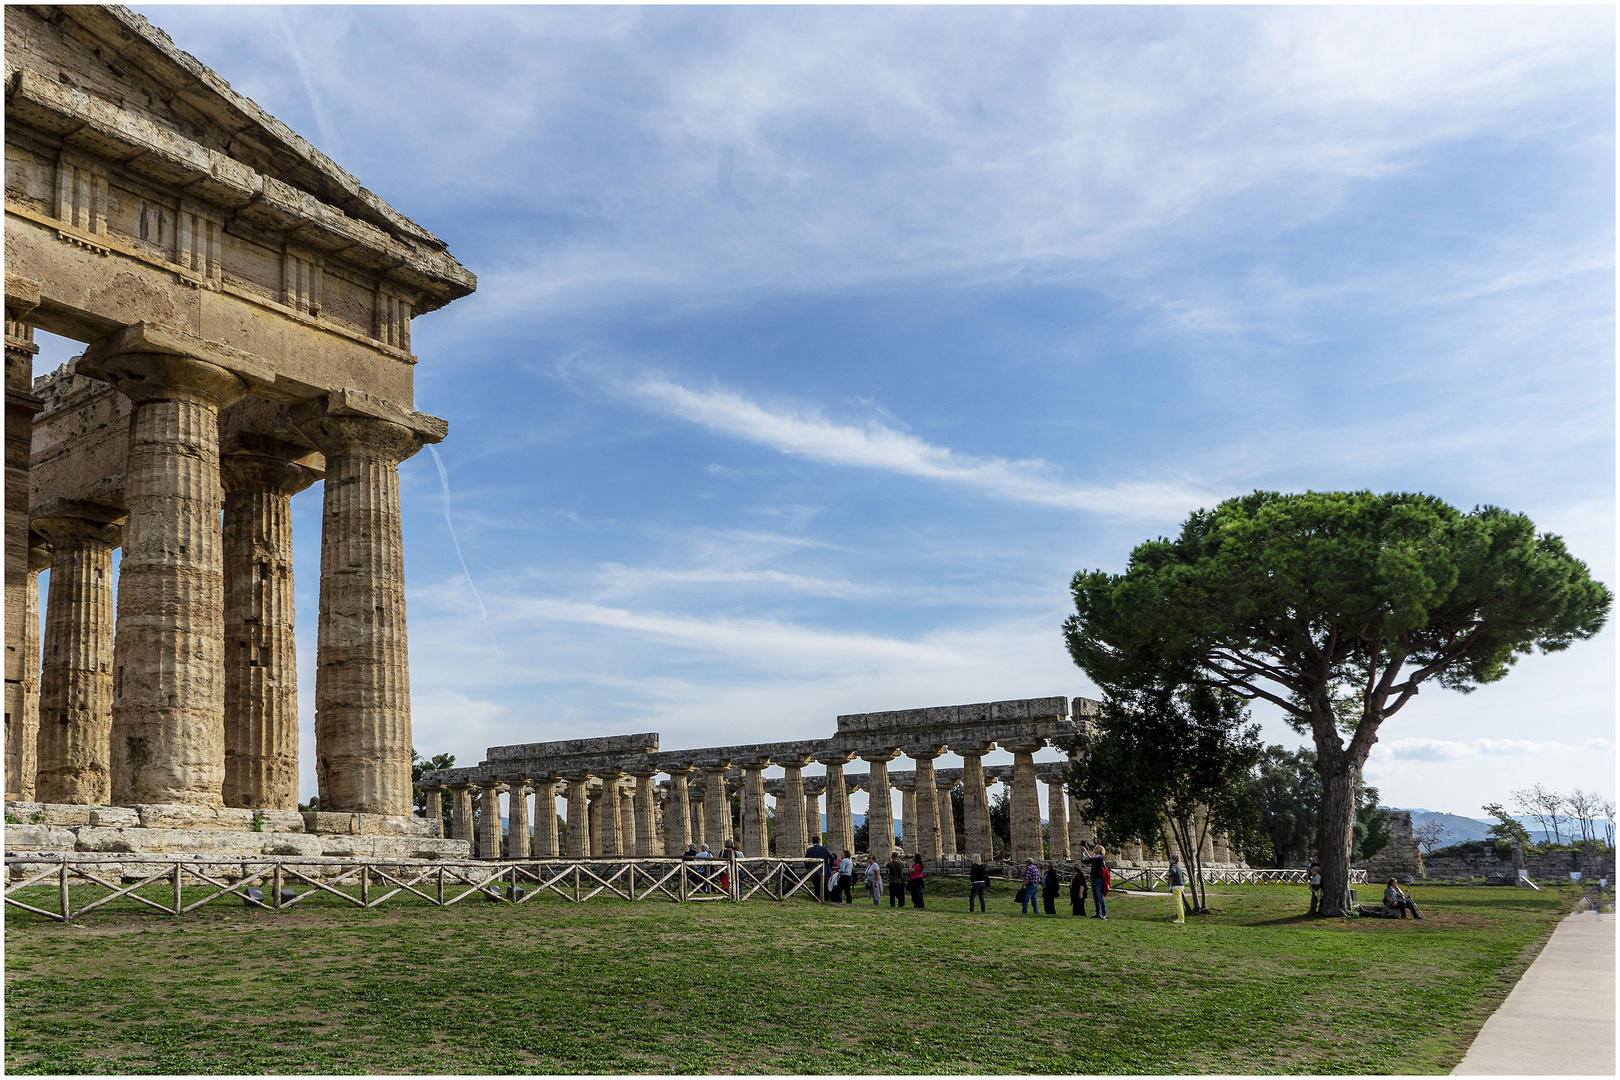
4;6;1247;878
4;4;473;855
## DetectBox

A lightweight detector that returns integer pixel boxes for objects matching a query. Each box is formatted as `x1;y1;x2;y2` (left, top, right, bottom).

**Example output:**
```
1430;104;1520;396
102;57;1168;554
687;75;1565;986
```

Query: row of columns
4;317;431;815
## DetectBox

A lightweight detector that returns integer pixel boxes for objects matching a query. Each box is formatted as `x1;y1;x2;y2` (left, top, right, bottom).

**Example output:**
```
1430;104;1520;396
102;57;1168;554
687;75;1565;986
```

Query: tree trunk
1317;765;1357;916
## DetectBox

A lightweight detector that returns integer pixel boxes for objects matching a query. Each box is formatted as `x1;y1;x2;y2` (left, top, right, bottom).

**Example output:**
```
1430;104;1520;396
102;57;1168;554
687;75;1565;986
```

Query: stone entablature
4;5;474;819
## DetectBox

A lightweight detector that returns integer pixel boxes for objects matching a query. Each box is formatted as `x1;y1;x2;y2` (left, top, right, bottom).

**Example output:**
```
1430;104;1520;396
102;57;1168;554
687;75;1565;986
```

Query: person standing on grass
1166;854;1186;924
1069;865;1088;917
1020;858;1041;914
864;856;882;905
968;854;989;913
908;855;926;908
1308;854;1322;915
887;852;908;907
836;850;855;904
805;835;831;899
1087;845;1109;919
1041;861;1061;915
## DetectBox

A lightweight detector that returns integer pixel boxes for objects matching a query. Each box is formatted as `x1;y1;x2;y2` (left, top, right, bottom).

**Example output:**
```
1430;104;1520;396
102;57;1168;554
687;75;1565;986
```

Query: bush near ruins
1066;490;1612;917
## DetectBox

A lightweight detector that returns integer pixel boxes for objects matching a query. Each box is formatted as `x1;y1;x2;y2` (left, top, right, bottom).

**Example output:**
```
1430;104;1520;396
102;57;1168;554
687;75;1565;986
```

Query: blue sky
37;5;1614;820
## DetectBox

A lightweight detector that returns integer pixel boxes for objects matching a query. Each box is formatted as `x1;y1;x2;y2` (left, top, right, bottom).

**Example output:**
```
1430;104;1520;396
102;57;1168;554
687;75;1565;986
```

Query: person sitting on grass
1384;878;1424;919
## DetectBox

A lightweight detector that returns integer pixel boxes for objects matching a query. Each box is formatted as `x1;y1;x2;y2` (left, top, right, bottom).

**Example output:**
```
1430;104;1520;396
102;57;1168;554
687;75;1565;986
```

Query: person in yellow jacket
1166;854;1187;924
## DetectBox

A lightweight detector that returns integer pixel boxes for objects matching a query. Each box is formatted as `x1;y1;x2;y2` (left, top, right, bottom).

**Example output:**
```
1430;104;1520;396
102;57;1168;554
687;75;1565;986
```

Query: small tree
1067;491;1612;915
989;787;1012;857
1247;745;1321;869
1482;802;1531;849
1064;682;1261;915
1412;820;1447;876
1511;784;1565;845
411;750;455;823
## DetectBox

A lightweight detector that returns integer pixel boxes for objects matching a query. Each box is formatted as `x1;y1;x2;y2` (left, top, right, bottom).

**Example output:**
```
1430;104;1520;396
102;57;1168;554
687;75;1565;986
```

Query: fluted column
566;775;590;857
221;452;317;810
1068;791;1093;856
93;344;247;807
617;782;636;856
778;757;810;857
664;766;692;851
1046;778;1069;861
803;778;823;845
295;412;428;816
12;536;50;802
33;511;119;804
4;296;43;803
909;747;944;862
587;785;604;855
738;761;768;857
451;784;474;844
818;752;854;854
861;750;899;860
957;745;994;862
532;778;558;857
1006;742;1044;864
633;770;659;856
936;774;959;858
508;780;531;858
477;782;504;860
899;781;916;854
419;785;443;836
701;763;731;850
690;786;705;845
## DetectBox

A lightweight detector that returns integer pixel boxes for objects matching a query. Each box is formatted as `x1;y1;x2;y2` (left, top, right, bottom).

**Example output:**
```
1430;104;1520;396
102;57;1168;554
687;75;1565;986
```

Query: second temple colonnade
3;6;475;815
419;696;1240;867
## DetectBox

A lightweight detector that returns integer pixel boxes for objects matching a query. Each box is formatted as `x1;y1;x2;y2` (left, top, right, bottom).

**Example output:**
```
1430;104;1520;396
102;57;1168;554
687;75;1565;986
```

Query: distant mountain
1389;808;1608;847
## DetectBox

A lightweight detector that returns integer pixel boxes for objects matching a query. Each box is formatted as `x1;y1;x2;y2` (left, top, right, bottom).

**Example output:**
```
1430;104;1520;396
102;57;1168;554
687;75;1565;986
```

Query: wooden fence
4;854;826;923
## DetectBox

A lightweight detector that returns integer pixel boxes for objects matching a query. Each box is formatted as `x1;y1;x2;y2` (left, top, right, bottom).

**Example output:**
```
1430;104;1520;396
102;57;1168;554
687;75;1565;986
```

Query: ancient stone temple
3;5;474;855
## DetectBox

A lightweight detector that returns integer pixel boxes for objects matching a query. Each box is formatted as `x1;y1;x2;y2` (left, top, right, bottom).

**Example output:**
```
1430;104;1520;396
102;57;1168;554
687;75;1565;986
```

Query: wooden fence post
59;862;70;924
273;862;283;911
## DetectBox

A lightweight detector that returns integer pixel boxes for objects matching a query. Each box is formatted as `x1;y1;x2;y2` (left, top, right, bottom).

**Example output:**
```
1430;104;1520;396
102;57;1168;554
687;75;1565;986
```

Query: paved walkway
1453;911;1614;1075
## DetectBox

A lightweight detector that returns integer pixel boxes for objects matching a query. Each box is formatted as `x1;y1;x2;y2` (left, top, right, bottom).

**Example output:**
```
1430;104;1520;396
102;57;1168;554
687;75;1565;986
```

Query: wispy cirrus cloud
1374;736;1611;763
611;373;1219;519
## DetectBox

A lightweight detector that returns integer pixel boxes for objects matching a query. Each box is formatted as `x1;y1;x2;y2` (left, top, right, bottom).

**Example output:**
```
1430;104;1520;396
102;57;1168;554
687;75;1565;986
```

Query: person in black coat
1041;861;1061;914
1069;866;1088;916
805;835;832;899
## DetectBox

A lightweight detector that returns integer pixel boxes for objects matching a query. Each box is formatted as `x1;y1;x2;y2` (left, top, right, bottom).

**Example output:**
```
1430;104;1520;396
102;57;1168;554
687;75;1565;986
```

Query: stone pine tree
1064;683;1261;914
1066;491;1611;917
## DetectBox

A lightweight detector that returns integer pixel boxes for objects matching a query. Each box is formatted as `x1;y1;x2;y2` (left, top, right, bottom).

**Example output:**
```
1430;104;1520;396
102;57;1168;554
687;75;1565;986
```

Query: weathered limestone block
957;747;994;862
33;510;120;805
777;759;809;857
138;804;304;832
908;749;943;862
1005;742;1044;864
5;801;139;828
4;293;44;804
4;823;77;850
664;767;692;853
859;751;896;860
316;835;469;859
300;810;434;836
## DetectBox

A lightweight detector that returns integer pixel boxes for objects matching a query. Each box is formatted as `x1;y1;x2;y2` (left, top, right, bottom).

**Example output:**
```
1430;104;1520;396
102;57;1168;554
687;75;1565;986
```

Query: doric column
587;784;604;855
532;778;559;857
1068;791;1094;855
4;285;44;803
88;337;249;807
420;785;443;836
817;751;855;854
936;774;959;859
508;780;531;859
595;770;624;856
803;778;824;845
477;782;504;860
1003;741;1045;864
664;766;692;851
899;781;917;855
11;536;50;802
689;785;706;845
32;509;120;805
220;449;318;810
860;750;899;861
701;762;731;850
956;744;994;862
450;784;474;844
738;759;769;857
618;781;636;856
907;746;945;862
1046;778;1069;861
633;769;659;856
777;756;811;857
565;775;590;857
295;411;428;817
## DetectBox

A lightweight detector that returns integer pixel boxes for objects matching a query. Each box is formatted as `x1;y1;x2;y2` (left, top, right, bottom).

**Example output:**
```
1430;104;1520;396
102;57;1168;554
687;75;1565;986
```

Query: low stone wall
4;799;469;882
1422;849;1614;884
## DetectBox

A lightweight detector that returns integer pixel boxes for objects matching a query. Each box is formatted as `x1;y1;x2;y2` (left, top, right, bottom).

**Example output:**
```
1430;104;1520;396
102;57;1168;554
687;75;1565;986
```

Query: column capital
775;755;814;771
296;411;424;466
858;747;901;764
449;781;472;791
935;775;959;790
31;504;122;548
1001;740;1046;754
903;744;946;760
663;763;694;777
28;531;53;573
949;741;995;758
221;451;322;498
81;323;269;407
815;750;856;767
629;766;661;779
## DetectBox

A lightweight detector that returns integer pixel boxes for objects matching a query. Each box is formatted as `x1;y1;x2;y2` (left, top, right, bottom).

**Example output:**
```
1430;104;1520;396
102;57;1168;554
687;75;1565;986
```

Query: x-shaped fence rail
4;855;829;923
1107;866;1368;889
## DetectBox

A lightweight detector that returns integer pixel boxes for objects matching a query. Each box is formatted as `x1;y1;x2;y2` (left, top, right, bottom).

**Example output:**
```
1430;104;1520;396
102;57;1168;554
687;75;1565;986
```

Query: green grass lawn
3;877;1572;1074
